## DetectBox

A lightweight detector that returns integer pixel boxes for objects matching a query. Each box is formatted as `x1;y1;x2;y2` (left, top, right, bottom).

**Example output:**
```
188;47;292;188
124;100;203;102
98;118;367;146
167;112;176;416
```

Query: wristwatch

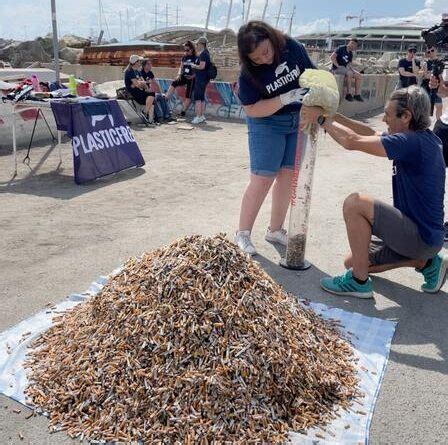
317;115;327;126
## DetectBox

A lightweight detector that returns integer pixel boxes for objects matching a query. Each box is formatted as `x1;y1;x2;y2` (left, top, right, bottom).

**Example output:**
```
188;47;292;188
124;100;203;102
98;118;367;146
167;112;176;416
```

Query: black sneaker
444;222;448;242
354;94;364;102
180;111;186;117
345;94;354;102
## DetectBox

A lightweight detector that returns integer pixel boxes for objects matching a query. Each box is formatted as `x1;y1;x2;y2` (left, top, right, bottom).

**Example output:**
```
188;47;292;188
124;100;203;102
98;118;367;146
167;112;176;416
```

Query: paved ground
1;114;447;444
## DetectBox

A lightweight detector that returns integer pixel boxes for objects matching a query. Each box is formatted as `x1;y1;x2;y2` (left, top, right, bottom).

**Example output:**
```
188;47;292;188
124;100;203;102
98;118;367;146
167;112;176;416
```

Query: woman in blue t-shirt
234;20;314;255
190;36;211;124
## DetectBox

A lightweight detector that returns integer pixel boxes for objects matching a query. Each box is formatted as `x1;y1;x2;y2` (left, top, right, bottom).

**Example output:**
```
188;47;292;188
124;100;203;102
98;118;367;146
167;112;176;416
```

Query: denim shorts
246;113;299;176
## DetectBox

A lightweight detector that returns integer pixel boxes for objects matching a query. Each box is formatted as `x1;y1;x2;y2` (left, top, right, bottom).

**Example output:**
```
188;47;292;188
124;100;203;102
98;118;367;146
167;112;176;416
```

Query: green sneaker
320;269;373;299
419;253;448;293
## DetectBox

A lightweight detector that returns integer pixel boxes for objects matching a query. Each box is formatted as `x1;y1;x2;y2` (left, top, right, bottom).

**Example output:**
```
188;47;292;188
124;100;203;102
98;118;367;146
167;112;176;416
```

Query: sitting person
124;54;155;122
301;86;446;298
39;81;50;92
141;59;175;123
330;38;363;102
164;40;197;117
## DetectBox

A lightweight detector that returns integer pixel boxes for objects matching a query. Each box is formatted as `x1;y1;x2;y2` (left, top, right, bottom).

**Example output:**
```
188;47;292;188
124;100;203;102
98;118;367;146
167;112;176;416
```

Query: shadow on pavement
0;166;146;200
255;252;448;375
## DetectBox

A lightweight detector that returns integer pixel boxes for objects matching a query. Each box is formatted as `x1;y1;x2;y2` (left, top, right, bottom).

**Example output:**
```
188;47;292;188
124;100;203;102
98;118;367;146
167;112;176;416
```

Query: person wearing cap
234;20;314;255
189;36;211;124
397;46;421;88
124;54;155;122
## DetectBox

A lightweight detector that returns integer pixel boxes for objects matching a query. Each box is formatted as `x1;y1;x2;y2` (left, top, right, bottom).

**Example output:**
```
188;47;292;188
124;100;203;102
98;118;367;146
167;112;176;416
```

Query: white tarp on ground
0;266;396;444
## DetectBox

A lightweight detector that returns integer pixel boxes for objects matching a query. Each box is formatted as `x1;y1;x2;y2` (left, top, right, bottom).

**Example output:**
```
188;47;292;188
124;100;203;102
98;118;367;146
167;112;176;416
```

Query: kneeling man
301;86;447;298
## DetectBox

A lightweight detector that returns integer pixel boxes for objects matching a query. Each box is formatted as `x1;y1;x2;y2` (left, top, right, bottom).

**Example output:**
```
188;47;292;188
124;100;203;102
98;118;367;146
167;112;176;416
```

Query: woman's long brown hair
238;20;286;83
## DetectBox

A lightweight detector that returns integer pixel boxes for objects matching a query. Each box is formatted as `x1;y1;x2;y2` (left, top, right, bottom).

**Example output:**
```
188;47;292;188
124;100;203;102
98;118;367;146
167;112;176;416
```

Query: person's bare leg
343;193;375;281
165;85;175;99
145;96;154;115
354;73;362;95
436;103;443;120
344;253;426;273
269;168;294;231
239;174;275;232
195;100;201;118
183;98;191;113
344;74;350;96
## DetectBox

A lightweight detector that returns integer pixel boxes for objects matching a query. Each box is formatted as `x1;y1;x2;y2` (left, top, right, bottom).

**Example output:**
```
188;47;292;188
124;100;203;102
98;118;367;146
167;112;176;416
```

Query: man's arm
430;75;448;97
398;67;417;78
334;113;377;136
322;118;387;157
411;59;420;76
330;52;339;68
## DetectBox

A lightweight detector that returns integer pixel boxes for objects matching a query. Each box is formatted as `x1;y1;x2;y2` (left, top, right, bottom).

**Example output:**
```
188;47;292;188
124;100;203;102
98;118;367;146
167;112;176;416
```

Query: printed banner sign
51;99;145;184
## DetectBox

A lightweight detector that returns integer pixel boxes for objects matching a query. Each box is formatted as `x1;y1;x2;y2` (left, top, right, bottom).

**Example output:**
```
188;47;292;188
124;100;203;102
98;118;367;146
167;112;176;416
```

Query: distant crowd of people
123;36;213;125
329;38;445;118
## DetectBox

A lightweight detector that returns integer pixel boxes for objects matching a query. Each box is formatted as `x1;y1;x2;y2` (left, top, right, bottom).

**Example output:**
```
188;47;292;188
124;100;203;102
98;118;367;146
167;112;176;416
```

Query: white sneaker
234;230;257;255
191;116;202;124
265;227;288;246
200;115;206;123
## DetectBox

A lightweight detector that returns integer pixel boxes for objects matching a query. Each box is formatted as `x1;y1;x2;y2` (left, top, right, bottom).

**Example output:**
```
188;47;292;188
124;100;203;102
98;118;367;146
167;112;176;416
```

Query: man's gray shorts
369;200;441;266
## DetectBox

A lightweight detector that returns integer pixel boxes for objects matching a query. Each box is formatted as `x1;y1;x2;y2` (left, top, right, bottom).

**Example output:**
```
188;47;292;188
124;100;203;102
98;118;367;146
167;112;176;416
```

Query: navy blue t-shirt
124;69;144;93
331;45;353;70
238;38;315;115
195;50;210;82
181;55;196;77
381;130;445;246
141;69;154;82
398;58;421;88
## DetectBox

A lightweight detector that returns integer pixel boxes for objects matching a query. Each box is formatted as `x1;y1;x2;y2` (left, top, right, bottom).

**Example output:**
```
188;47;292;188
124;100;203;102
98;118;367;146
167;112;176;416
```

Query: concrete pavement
0;114;447;444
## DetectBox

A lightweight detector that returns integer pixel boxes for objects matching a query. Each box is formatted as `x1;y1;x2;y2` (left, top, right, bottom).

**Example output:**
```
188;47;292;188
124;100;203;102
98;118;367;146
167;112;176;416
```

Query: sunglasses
426;49;435;53
184;47;192;51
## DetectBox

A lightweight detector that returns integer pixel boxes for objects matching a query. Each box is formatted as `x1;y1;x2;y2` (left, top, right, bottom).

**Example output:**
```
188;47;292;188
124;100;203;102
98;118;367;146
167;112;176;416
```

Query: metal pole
275;1;282;28
176;6;179;25
98;0;102;36
166;4;168;28
154;3;158;30
261;0;268;21
245;0;252;23
204;0;213;32
127;8;130;40
223;0;233;45
288;6;295;35
242;0;245;26
119;11;123;41
50;0;60;83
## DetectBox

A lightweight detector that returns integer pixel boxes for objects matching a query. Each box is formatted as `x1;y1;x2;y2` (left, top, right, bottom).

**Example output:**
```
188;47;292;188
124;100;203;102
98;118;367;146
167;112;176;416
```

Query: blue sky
0;0;445;41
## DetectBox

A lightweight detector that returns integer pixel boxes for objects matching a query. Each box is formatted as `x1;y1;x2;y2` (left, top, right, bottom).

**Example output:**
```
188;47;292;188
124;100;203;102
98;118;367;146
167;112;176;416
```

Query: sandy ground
0;114;447;444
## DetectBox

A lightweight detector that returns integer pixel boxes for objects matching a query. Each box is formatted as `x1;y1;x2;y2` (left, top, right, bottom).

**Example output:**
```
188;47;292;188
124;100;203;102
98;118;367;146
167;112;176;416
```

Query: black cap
408;44;417;51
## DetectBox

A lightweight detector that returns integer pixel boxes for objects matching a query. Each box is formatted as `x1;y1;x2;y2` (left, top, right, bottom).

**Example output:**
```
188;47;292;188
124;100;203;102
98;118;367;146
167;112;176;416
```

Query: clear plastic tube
280;126;319;270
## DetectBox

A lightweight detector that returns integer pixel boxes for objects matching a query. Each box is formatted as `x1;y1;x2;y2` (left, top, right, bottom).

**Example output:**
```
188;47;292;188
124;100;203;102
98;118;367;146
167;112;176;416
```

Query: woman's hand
299;105;324;130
